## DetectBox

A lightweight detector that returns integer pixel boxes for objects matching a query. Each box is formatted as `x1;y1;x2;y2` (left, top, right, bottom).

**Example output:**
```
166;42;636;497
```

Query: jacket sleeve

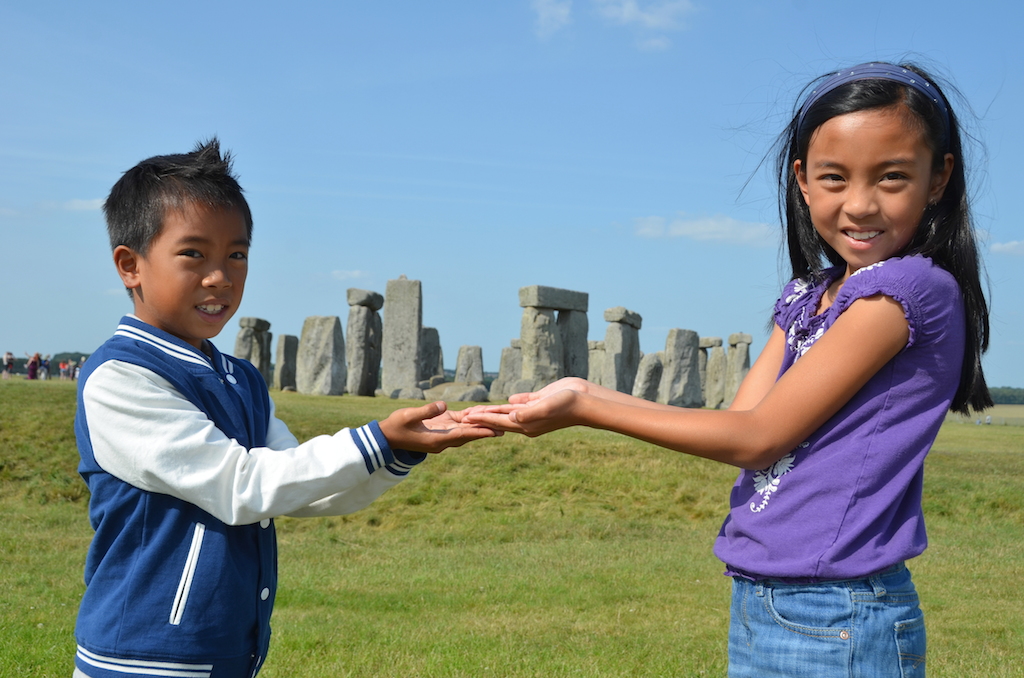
82;359;424;525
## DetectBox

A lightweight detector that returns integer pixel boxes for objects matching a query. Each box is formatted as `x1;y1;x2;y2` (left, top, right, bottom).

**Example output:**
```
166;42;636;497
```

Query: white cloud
634;214;774;247
592;0;695;31
991;240;1024;255
331;269;367;281
65;198;104;211
532;0;573;38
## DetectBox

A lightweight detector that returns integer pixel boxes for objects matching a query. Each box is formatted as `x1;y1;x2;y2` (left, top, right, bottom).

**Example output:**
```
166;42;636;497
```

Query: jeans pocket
763;585;852;638
895;612;926;678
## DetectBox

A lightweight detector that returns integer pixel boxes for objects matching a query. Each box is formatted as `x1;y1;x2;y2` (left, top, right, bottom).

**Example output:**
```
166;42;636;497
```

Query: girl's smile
795;106;953;283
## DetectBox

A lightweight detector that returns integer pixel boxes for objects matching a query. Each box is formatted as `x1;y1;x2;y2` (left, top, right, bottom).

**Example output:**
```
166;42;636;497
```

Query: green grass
1;380;1021;676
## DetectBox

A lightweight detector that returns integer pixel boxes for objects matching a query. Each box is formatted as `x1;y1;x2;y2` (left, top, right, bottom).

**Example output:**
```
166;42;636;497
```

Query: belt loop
754;581;766;598
869;575;886;598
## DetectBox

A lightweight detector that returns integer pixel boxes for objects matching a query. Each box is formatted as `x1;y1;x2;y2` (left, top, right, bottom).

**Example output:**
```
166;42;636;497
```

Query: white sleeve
82;359;416;525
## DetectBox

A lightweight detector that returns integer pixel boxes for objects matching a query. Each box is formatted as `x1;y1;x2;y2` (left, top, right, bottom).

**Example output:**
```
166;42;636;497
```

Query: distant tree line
990;386;1024;405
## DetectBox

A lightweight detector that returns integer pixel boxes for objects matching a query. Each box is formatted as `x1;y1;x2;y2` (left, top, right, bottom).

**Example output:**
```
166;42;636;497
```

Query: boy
73;139;496;678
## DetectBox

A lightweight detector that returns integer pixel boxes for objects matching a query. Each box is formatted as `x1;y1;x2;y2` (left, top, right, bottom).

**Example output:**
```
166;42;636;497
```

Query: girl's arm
506;377;685;412
468;294;909;470
501;327;785;416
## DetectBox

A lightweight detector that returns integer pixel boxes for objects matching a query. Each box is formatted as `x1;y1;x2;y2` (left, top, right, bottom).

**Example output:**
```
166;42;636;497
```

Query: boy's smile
115;203;249;351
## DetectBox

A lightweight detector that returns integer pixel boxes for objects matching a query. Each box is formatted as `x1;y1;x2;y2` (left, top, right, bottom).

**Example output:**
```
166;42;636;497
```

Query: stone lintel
518;285;588;312
603;306;642;329
238;317;271;331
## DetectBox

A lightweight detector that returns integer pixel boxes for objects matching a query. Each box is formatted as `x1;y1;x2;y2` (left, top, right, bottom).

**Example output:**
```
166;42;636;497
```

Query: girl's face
795;106;954;278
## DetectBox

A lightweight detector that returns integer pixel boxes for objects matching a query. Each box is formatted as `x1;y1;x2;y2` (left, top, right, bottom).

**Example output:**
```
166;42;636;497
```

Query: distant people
60;360;69;380
39;355;50;380
3;351;13;379
26;352;40;380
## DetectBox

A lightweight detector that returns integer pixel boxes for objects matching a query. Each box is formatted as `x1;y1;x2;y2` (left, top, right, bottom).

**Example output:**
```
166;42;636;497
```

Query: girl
467;62;991;677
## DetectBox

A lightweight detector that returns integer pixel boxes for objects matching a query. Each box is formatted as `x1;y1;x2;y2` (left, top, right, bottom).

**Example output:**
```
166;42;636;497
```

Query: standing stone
297;316;346;396
520;306;563;390
381;276;423;398
274;334;298;391
657;329;703;408
601;307;642;394
489;339;523;400
705;343;727;409
234;317;273;385
632;351;664;402
454;345;484;385
418;327;444;386
587;340;606;386
723;333;753;408
557;310;589;379
699;337;722;401
346;304;383;396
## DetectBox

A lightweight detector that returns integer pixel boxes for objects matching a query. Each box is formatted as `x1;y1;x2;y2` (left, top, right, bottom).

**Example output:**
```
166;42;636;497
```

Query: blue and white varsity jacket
74;315;426;678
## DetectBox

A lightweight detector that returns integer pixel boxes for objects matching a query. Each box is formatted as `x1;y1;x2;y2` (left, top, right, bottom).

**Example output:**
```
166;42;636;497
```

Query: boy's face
115;204;249;350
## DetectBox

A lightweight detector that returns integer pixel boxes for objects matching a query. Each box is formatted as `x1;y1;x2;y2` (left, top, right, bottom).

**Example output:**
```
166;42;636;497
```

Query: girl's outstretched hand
379;401;502;454
463;388;583;437
507;377;591;405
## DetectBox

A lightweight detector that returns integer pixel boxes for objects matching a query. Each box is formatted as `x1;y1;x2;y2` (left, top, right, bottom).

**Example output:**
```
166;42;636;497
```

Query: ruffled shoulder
831;255;960;349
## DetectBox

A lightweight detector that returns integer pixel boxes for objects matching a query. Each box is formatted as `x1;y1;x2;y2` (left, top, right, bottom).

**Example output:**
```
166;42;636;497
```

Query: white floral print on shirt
748;444;806;513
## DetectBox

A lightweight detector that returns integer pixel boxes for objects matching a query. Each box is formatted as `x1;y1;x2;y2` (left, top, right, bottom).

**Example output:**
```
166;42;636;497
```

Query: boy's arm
82;360;448;524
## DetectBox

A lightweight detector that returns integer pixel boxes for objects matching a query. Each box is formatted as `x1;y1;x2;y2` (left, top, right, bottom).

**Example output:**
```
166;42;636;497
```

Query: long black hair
776;63;991;414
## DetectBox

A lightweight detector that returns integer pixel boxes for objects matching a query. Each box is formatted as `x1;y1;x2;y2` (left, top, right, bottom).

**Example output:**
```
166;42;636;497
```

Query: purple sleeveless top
714;255;965;581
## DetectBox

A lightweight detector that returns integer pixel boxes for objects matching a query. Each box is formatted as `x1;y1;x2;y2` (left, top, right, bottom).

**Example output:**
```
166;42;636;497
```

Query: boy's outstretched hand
379;401;502;454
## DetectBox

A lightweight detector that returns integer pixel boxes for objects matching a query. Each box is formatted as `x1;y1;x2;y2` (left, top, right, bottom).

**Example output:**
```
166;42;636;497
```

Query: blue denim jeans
728;562;926;677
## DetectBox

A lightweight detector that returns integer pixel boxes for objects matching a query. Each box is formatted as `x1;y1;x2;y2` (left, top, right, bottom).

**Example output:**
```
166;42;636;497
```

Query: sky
2;1;1022;388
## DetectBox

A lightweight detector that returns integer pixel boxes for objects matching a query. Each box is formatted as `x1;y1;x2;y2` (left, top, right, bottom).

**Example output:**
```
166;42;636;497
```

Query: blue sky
3;1;1022;388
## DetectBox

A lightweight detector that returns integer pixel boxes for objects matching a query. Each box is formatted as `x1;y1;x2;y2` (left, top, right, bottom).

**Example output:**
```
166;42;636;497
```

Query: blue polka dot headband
797;63;951;148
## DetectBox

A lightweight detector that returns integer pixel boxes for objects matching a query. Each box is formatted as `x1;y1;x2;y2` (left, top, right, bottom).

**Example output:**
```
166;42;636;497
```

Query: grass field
1;380;1021;677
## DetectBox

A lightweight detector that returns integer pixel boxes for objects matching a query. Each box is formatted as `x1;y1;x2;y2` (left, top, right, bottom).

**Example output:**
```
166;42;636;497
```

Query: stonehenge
455;345;484;385
487;339;523;401
600;306;642;394
296;316;346;396
274;334;298;391
656;329;703;408
723;333;753;408
702;337;727;409
346;288;383;396
234;278;756;409
233;317;272;385
381;276;422;398
632;351;663;401
418;327;445;389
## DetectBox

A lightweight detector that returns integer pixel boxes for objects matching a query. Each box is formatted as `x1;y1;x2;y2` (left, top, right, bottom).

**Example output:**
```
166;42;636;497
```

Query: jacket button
260;588;270;601
226;374;237;385
260;519;271;528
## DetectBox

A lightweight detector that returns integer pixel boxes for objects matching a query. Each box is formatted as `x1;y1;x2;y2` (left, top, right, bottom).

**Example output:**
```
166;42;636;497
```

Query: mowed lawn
1;380;1021;677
